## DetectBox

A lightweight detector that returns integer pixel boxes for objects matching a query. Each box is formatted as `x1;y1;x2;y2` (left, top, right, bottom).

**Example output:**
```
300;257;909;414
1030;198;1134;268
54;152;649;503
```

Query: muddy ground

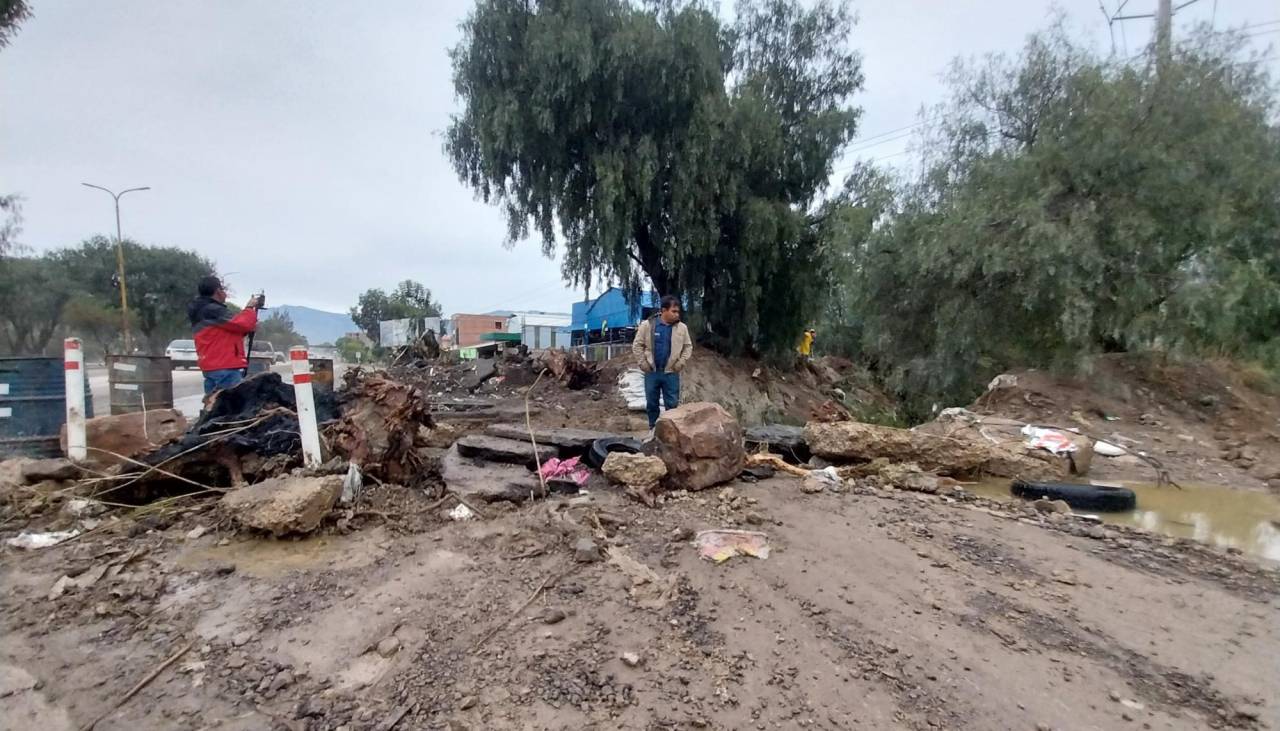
4;352;1279;731
3;473;1277;731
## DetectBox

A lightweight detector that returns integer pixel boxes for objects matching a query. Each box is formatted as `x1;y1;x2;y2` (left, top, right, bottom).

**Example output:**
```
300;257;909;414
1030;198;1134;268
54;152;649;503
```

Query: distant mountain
271;305;359;345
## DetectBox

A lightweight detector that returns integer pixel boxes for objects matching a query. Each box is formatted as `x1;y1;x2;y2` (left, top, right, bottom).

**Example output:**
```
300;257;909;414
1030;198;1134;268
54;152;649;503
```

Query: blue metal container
0;357;94;458
247;356;274;376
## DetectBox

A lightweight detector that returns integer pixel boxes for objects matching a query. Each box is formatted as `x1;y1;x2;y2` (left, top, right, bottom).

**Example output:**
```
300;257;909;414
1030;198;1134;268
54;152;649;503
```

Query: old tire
1011;480;1136;512
587;437;644;469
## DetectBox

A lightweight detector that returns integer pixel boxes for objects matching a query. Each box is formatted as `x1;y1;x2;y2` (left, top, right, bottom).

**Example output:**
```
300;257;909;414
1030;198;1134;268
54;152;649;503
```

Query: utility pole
82;183;150;353
1155;0;1173;70
1103;0;1200;72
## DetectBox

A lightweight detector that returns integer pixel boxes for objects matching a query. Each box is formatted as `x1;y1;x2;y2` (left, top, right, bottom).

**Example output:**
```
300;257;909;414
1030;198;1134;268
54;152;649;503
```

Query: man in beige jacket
632;295;693;428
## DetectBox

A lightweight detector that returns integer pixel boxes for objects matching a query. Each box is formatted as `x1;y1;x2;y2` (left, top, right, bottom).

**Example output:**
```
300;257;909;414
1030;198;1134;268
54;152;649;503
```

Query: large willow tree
447;0;862;354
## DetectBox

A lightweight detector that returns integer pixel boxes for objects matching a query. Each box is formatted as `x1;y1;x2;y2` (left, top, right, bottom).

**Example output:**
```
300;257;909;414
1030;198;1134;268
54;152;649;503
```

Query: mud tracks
965;591;1261;729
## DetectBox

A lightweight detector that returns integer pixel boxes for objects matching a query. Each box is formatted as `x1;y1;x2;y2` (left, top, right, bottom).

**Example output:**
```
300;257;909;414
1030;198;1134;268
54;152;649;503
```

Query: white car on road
165;339;200;369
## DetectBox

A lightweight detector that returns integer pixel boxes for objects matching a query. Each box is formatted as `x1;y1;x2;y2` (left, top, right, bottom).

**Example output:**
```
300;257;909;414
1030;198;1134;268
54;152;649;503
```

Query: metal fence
572;341;631;362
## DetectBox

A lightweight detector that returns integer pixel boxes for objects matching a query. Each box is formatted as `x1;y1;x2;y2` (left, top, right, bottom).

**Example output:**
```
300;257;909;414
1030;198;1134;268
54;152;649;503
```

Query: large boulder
804;420;1062;481
653;402;745;491
60;409;188;469
220;475;342;536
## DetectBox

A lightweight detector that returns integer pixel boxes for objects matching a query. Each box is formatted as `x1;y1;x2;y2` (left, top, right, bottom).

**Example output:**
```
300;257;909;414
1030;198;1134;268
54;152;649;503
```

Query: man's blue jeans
644;371;680;428
203;368;244;395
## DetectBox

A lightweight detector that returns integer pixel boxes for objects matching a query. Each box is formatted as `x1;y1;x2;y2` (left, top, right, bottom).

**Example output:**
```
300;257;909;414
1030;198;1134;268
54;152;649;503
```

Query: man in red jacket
187;275;261;395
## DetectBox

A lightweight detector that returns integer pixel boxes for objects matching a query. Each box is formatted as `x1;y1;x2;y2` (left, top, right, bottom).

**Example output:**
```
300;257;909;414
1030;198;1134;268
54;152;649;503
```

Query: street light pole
82;183;149;352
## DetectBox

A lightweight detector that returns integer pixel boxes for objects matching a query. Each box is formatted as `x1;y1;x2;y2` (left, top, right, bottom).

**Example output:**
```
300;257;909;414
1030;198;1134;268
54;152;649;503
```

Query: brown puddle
966;479;1280;561
177;527;388;578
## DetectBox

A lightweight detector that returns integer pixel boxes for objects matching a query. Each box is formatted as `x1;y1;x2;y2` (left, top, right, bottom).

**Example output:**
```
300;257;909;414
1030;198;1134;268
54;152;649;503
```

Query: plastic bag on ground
539;456;589;486
6;529;81;549
694;529;771;563
1020;425;1078;454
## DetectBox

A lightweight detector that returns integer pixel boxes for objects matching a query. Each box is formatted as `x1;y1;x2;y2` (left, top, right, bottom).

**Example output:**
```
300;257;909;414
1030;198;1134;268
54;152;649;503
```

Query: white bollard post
63;338;87;461
290;346;323;468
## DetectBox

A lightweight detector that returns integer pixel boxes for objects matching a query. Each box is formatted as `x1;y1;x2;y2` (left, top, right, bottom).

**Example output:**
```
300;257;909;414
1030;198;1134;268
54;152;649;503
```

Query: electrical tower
1101;0;1204;70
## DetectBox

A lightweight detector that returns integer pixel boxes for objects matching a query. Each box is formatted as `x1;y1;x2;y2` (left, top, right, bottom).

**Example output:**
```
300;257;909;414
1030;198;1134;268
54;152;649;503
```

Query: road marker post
64;338;87;461
290;346;323;468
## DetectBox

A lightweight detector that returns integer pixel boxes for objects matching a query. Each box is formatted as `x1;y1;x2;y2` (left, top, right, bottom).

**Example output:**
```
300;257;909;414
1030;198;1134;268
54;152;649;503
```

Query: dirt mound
600;350;894;427
972;354;1280;490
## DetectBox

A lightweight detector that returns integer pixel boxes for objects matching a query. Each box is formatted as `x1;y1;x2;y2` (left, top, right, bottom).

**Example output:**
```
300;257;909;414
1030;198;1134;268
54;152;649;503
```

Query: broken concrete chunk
455;434;556;467
484;424;616;454
459;358;497;392
220;475;342;537
653;402;746;492
440;445;540;503
20;458;80;483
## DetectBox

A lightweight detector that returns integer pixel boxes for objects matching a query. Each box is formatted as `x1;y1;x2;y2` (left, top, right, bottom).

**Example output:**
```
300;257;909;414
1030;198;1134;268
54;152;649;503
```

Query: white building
505;310;571;333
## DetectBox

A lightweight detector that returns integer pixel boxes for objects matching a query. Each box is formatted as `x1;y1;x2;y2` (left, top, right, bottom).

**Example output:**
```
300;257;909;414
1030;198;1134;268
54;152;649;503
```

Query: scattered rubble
653;402;746;491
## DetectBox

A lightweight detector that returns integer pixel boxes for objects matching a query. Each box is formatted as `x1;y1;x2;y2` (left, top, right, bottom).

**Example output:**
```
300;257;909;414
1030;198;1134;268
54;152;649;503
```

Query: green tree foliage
0;0;30;49
447;0;862;354
349;280;442;342
826;27;1280;418
57;237;217;354
62;294;135;358
0;194;21;256
335;334;372;363
256;311;308;350
0;253;71;355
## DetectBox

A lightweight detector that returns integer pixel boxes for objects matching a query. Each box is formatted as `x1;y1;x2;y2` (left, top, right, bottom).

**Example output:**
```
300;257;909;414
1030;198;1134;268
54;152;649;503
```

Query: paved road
88;363;301;419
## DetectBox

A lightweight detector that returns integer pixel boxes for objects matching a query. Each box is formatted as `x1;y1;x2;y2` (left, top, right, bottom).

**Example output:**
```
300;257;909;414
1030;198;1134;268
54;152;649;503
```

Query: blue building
570;287;659;343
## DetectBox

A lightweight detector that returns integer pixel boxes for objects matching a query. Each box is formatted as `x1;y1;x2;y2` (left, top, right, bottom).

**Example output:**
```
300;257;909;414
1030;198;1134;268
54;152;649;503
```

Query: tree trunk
633;222;671;296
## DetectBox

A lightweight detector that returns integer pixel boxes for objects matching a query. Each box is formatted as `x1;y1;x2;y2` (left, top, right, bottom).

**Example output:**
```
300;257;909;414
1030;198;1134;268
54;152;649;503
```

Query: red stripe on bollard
290;350;308;361
293;373;312;384
64;340;81;349
64;361;80;370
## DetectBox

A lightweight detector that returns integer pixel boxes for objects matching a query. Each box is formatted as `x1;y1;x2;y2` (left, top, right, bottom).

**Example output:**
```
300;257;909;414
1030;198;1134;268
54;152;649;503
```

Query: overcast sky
3;1;1276;316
